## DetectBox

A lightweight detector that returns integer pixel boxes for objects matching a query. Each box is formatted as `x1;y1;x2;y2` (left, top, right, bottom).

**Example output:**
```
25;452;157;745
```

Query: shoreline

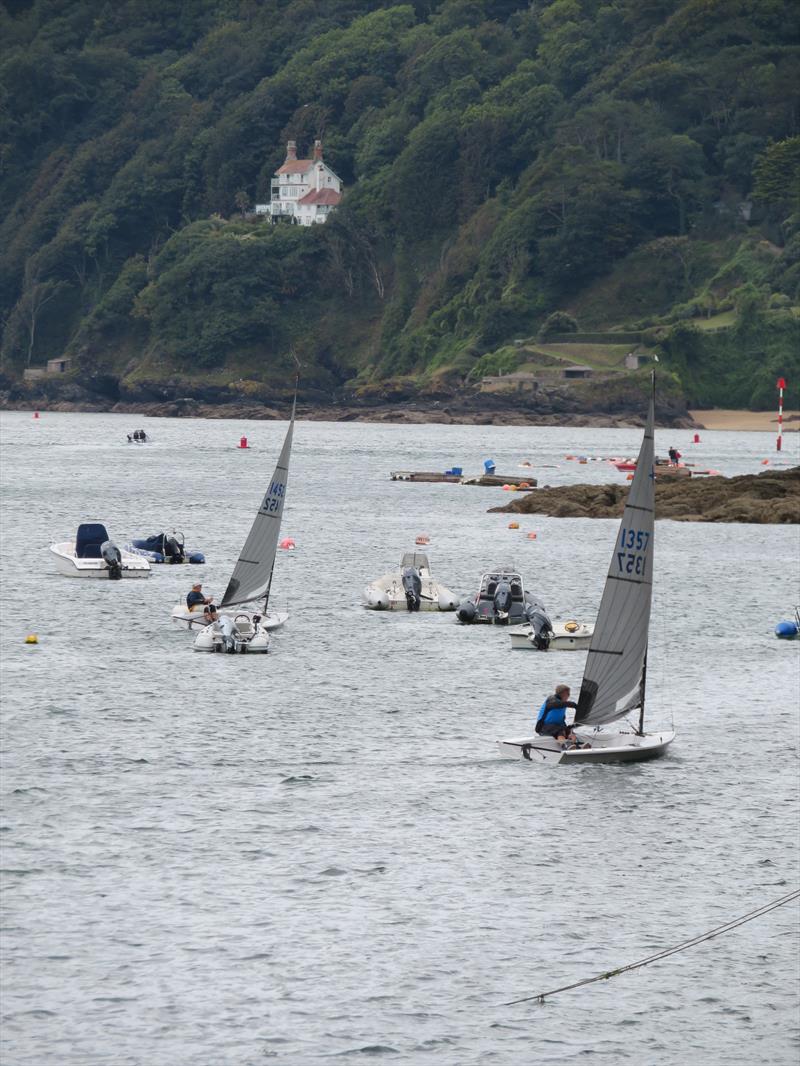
689;409;800;433
2;398;798;433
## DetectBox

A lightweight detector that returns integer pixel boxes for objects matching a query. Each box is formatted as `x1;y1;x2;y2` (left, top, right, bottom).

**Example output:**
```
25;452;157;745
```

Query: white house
255;140;342;225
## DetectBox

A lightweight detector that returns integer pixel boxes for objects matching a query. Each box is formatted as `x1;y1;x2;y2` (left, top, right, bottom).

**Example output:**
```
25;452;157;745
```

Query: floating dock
390;471;537;488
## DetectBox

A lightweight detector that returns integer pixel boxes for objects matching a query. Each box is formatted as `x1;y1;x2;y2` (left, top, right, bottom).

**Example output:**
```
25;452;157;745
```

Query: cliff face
490;468;800;524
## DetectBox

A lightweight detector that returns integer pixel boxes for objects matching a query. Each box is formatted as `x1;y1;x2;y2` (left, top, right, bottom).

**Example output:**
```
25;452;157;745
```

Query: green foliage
2;0;799;408
539;311;578;340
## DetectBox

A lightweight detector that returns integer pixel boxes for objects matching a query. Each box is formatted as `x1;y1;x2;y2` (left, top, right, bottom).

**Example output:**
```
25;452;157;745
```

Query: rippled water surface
2;411;799;1065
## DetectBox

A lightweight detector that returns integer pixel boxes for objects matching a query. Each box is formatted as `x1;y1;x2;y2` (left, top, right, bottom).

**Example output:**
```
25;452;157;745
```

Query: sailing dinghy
497;376;675;764
191;403;295;653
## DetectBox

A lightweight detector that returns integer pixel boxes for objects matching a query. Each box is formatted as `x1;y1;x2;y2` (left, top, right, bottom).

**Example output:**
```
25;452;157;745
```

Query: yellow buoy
508;521;520;529
25;634;38;644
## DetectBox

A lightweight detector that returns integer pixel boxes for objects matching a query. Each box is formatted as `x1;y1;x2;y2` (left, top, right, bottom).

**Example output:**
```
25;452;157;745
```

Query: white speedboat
498;375;675;766
508;619;594;650
363;552;459;611
188;399;296;652
50;523;151;579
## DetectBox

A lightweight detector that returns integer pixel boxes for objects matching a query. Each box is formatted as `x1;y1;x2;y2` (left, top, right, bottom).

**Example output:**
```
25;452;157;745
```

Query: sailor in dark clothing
535;684;590;749
186;582;217;622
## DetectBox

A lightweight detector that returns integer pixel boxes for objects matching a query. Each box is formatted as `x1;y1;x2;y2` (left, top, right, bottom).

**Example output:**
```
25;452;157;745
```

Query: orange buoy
415;534;430;545
526;531;537;540
626;473;634;481
517;481;530;490
502;484;512;491
508;521;519;529
761;458;769;465
279;537;295;550
565;455;575;460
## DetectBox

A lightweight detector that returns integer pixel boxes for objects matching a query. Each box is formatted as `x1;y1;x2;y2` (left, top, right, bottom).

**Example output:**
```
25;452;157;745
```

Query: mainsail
575;381;655;728
220;401;295;609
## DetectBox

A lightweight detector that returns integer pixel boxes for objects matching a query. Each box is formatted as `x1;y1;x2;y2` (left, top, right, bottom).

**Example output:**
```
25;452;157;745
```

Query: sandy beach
690;409;800;432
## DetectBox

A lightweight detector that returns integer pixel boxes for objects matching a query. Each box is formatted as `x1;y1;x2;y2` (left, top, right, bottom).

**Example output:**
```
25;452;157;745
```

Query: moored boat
363;553;459;611
50;523;151;579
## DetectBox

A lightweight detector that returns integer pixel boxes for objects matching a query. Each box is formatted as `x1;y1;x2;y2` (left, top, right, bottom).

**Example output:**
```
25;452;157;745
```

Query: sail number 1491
617;526;650;577
262;480;285;512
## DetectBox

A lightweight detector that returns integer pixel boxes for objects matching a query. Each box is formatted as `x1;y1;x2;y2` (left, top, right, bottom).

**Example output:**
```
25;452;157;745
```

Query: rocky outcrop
489;467;800;523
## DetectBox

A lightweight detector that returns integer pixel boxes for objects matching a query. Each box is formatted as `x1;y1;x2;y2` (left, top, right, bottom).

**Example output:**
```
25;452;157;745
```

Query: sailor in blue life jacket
535;684;590;749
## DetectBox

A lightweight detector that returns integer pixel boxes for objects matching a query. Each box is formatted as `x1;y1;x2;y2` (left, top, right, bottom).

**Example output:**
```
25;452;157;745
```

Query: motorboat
127;429;149;443
508;619;595;651
497;374;675;765
456;567;546;626
50;522;151;579
186;399;296;652
124;531;205;564
363;552;459;611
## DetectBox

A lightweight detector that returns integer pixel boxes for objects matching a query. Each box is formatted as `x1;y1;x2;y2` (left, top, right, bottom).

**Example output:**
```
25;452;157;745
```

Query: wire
501;888;800;1006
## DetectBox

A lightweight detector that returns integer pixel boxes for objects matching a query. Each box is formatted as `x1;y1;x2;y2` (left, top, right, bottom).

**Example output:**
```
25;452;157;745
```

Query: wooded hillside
2;0;799;409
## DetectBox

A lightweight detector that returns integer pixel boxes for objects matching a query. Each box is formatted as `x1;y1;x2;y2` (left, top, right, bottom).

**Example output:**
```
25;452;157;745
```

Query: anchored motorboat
456;567;547;627
50;523;151;579
125;531;205;564
363;552;459;611
509;618;595;651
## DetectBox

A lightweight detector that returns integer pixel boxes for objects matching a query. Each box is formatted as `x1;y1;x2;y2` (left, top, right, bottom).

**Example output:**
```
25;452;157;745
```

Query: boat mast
638;651;647;735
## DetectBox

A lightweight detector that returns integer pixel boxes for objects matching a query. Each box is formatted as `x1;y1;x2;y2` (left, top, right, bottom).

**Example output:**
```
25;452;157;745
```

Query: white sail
575;384;655;728
220;403;294;609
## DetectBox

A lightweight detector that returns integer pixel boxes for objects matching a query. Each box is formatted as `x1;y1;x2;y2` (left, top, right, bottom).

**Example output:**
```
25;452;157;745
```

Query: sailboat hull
496;730;675;765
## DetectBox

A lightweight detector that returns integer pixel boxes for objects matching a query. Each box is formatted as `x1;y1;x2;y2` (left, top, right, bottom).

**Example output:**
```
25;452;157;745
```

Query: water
1;411;799;1065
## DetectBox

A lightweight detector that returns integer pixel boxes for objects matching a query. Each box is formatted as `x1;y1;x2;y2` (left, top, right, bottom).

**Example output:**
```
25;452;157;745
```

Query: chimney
313;139;323;162
286;140;297;161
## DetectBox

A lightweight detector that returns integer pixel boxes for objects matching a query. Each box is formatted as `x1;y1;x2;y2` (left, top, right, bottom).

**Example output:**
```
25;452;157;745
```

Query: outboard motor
218;615;237;653
457;599;477;623
402;566;422;612
164;534;185;564
493;579;513;622
528;606;553;650
100;540;123;580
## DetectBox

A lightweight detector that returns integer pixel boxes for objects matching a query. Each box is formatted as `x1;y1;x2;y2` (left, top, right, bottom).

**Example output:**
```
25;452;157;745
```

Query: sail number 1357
617;526;650;577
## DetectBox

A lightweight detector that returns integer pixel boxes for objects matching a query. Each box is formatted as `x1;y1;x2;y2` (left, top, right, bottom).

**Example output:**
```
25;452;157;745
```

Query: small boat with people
125;531;205;564
456;567;547;628
508;618;595;651
497;374;675;765
50;522;151;579
363;552;459;611
178;398;297;652
127;429;149;443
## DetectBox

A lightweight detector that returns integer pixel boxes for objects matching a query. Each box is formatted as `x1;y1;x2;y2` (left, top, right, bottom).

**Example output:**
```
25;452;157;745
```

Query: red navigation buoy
33;411;40;420
279;537;295;550
238;436;248;449
693;433;700;443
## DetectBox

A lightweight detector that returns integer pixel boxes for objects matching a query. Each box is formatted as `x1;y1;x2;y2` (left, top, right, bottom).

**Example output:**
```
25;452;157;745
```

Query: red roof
276;159;314;175
297;187;341;206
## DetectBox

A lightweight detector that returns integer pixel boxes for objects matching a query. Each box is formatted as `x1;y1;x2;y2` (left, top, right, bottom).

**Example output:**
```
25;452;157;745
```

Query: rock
489;467;800;524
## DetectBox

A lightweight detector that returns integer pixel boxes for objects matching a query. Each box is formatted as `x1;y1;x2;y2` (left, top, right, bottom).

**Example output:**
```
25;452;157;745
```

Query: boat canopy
75;523;110;558
576;386;655;728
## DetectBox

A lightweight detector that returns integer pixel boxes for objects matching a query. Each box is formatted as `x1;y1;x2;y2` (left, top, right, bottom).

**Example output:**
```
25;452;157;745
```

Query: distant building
255;140;342;225
561;366;593;379
481;372;539;393
47;357;71;373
